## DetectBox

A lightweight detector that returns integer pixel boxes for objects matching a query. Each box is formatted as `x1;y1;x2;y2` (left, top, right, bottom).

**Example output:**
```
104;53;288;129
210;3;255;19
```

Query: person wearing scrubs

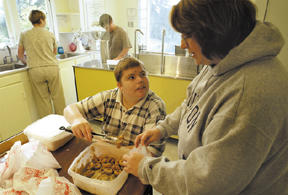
18;10;65;118
99;14;132;60
122;0;288;194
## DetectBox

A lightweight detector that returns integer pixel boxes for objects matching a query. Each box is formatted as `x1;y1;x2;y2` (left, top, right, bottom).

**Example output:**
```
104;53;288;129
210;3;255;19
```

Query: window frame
138;0;181;55
0;0;58;48
79;0;105;32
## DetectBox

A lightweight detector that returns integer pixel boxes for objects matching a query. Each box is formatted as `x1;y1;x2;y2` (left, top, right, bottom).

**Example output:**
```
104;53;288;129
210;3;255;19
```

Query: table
0;133;149;195
52;136;149;195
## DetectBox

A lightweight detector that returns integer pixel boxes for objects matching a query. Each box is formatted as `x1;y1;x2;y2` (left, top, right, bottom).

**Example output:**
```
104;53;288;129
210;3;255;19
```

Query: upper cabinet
54;0;81;33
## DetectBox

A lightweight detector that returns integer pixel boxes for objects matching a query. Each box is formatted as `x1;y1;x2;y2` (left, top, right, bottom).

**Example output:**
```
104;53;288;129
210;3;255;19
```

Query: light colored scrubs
19;27;65;117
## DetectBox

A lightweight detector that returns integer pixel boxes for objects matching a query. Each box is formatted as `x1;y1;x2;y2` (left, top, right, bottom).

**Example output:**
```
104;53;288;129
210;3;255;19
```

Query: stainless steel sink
56;52;82;59
83;59;102;67
0;63;27;72
138;52;202;79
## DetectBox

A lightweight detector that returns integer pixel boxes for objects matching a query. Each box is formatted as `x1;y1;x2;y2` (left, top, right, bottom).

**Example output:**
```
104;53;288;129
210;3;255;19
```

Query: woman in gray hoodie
123;0;288;194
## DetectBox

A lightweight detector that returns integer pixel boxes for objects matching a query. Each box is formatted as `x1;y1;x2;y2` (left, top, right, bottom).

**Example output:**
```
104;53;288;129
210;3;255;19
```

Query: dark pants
144;185;153;195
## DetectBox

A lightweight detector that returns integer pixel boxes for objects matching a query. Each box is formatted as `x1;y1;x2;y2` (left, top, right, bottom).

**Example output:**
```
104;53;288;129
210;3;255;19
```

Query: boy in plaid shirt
64;57;166;156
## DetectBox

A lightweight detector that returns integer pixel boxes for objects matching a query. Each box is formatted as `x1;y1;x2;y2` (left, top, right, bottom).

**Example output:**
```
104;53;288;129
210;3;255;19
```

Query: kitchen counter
56;50;99;62
0;66;28;77
66;49;199;81
75;63;194;81
0;50;94;77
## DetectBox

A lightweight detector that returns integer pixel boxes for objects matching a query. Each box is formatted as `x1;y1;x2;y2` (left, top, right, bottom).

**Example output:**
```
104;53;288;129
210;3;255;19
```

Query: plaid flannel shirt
77;88;166;156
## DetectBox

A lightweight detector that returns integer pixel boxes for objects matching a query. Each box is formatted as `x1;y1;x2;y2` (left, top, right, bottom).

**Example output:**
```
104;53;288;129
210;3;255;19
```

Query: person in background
99;13;132;60
64;57;166;157
122;0;288;194
18;10;65;118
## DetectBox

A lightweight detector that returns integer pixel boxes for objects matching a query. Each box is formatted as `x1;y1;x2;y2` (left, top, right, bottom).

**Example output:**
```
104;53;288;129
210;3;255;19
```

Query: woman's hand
135;128;162;147
71;118;93;141
122;151;144;177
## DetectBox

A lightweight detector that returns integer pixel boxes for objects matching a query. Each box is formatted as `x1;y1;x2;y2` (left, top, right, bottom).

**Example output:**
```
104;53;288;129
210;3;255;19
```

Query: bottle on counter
57;46;64;54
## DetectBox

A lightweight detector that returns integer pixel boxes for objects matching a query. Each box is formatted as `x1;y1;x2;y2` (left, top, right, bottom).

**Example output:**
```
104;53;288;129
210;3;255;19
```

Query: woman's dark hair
170;0;256;60
99;14;113;28
29;10;46;25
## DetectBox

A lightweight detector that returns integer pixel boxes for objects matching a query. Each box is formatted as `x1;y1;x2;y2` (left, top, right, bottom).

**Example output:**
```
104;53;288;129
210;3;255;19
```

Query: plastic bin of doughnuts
68;141;130;195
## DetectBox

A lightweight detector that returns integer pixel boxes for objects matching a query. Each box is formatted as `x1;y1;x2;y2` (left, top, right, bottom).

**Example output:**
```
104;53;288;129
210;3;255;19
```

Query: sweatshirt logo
186;93;200;133
187;93;197;107
187;105;200;132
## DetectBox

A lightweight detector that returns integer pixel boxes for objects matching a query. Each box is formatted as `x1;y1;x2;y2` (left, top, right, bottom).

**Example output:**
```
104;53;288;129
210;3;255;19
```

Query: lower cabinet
0;71;38;141
59;59;77;106
59;55;93;106
149;76;191;114
74;67;116;101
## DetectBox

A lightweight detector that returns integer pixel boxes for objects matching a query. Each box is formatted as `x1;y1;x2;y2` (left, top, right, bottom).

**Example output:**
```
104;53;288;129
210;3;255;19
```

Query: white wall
104;0;139;55
103;0;288;62
254;0;288;64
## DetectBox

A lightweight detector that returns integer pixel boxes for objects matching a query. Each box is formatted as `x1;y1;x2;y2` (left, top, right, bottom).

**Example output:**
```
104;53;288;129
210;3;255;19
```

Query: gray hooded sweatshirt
138;21;288;195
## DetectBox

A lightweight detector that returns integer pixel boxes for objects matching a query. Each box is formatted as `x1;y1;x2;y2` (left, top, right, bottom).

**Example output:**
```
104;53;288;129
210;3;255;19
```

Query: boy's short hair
99;14;112;28
29;10;46;25
114;57;145;82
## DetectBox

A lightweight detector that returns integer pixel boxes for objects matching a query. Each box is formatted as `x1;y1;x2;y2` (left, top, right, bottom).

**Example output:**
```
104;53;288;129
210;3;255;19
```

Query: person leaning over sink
99;13;132;60
122;0;288;194
64;57;166;157
18;10;65;118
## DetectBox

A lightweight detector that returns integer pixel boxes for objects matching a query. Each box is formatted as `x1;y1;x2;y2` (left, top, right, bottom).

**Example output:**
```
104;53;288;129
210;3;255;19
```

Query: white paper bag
0;140;60;188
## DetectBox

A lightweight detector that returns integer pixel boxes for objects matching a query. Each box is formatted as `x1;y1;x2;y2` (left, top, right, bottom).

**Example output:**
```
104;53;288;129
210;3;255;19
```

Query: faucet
160;29;166;74
134;29;144;58
3;46;13;64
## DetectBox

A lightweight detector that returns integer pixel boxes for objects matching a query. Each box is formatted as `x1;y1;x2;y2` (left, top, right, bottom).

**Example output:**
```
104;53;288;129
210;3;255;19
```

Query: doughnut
109;158;115;164
119;159;125;167
94;162;101;169
86;162;94;170
114;170;121;176
103;168;113;175
78;154;126;180
113;164;121;170
83;169;95;178
101;157;110;163
102;163;112;168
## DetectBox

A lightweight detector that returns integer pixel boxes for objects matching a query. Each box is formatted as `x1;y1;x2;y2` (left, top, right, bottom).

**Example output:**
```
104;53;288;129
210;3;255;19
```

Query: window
82;0;104;31
0;0;56;48
16;0;52;32
0;1;9;48
139;0;181;54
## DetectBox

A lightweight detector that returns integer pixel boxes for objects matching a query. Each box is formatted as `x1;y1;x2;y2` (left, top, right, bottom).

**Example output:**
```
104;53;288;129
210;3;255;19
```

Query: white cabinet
54;0;81;33
59;58;77;106
59;54;94;106
75;55;92;65
0;71;37;141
